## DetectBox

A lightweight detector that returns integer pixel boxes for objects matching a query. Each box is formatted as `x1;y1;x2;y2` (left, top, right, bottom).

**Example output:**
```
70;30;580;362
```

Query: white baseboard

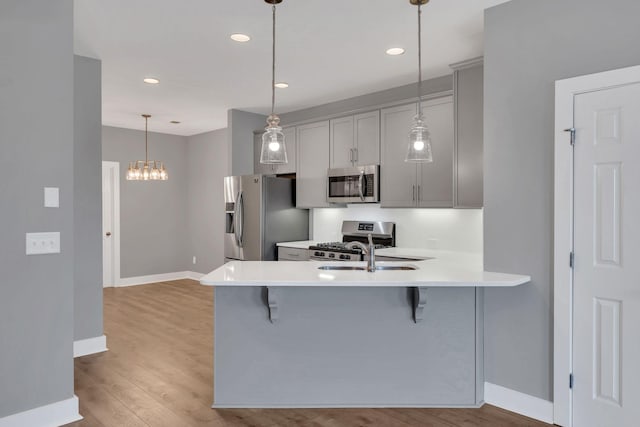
74;335;108;358
484;382;554;424
186;271;204;280
0;395;82;427
116;271;201;287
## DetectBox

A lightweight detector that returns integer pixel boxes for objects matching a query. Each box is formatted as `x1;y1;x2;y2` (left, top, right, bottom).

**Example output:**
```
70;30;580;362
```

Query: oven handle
358;172;365;201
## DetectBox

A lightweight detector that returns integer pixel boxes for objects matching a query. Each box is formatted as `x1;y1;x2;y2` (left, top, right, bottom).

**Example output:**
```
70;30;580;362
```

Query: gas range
308;221;395;262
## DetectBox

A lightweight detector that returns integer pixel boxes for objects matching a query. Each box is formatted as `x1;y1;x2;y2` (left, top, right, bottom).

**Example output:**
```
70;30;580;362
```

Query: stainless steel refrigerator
224;175;309;261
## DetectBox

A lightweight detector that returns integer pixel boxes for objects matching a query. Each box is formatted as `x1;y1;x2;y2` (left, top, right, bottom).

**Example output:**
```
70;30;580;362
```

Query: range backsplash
311;205;482;254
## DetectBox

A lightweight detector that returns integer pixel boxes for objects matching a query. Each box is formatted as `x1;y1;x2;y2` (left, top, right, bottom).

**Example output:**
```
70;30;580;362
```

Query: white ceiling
74;0;509;136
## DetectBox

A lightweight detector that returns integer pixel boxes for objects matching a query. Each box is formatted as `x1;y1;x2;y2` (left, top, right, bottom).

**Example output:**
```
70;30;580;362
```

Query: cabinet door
417;96;454;207
380;103;419;207
273;127;297;175
329;116;354;169
454;64;483;208
253;132;275;175
354;111;380;166
296;121;330;208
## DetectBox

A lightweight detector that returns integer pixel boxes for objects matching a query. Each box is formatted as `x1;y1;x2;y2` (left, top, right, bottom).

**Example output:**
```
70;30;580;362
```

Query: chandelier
405;0;433;163
259;0;288;164
126;114;168;181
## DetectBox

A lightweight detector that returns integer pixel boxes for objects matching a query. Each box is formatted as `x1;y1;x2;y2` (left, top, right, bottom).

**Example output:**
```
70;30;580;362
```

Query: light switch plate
44;187;59;208
26;232;60;255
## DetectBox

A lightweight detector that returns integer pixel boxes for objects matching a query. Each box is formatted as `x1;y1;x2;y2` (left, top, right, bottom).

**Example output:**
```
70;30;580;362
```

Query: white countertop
200;255;529;288
276;240;317;249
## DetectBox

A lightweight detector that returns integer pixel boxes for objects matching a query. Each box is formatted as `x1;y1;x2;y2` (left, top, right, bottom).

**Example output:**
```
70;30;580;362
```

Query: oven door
327;165;379;203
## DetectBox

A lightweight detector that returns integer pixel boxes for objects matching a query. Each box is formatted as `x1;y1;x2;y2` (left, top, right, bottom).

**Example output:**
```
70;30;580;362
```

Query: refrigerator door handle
237;190;244;247
233;191;242;247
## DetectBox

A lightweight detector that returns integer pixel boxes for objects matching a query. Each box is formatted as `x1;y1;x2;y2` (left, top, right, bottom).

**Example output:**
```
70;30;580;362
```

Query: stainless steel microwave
327;165;380;203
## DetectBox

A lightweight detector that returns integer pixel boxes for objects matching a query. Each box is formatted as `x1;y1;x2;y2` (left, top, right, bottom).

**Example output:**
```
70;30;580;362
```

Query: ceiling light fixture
386;47;405;56
230;33;251;42
143;77;160;85
126;114;168;181
405;0;433;163
274;82;289;88
260;0;287;165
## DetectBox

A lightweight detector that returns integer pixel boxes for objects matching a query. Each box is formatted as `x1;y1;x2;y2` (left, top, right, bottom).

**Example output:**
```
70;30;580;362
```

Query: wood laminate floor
68;279;552;427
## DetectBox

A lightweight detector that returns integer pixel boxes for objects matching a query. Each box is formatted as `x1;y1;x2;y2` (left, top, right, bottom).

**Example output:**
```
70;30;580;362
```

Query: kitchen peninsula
200;255;529;408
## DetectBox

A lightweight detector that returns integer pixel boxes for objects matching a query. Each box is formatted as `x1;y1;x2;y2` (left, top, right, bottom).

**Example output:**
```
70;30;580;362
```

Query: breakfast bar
200;256;529;408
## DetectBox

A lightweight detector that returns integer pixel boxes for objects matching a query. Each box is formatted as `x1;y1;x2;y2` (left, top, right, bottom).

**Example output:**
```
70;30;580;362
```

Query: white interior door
102;161;120;287
573;83;640;426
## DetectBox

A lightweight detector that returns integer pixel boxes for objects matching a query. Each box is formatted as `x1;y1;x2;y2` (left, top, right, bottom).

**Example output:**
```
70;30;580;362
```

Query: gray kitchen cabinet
253;127;296;175
452;59;483;208
296;120;331;208
381;96;454;208
330;111;380;169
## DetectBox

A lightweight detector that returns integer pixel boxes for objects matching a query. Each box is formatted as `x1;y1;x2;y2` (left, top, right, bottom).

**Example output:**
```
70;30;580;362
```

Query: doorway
554;65;640;426
102;161;120;287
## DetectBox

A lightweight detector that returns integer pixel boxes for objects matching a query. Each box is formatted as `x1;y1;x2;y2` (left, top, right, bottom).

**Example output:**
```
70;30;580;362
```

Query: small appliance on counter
308;220;395;261
224;175;309;262
327;165;379;203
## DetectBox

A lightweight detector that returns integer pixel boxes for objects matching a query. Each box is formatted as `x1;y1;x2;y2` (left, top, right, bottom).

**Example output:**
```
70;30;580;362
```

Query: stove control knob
339;254;347;260
328;253;335;258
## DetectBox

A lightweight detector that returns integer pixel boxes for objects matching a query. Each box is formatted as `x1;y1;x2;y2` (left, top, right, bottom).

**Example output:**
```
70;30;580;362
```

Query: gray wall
228;109;266;176
279;75;452;125
187;128;229;274
0;0;75;417
102;126;189;278
74;55;103;341
483;0;640;401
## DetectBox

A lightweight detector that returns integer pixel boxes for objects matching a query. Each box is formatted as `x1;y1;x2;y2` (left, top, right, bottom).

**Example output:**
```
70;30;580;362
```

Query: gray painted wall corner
483;0;640;401
228;109;267;176
74;55;103;341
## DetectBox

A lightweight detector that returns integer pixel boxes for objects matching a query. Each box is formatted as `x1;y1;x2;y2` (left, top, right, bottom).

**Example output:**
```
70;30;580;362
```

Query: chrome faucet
346;234;376;272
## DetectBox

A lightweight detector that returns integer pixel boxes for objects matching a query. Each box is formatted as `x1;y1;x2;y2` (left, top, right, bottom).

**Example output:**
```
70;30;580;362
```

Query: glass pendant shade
405;114;433;163
260;114;287;164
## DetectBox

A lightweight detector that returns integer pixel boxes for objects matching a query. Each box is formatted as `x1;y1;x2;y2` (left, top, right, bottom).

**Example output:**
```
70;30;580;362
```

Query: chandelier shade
126;114;168;181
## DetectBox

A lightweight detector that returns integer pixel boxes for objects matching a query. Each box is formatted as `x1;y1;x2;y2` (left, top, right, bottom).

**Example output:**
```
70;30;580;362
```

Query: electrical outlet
26;232;60;255
192;256;197;265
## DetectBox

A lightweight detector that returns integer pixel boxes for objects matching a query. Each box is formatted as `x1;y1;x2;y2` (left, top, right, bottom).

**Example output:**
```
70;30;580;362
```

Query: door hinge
564;128;576;146
569;373;574;389
569;251;574;268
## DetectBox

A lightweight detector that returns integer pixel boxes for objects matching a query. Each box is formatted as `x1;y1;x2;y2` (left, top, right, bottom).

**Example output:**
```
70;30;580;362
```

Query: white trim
554;65;640;427
116;271;203;287
186;271;205;280
213;403;482;409
0;395;82;427
102;161;120;288
484;382;553;425
73;335;108;358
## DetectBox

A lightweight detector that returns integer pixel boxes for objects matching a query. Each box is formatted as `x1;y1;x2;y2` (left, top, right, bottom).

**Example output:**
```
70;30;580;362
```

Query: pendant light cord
145;115;149;164
271;4;276;117
417;2;422;116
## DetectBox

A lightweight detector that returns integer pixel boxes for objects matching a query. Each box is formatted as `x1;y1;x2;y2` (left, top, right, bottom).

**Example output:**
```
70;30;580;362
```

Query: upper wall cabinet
296;120;331;208
452;58;483;208
330;111;380;169
253;127;297;175
380;97;454;208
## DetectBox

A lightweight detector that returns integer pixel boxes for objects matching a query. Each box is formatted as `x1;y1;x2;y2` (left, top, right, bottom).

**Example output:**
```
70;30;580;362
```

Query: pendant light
405;0;433;163
126;114;168;181
260;0;288;165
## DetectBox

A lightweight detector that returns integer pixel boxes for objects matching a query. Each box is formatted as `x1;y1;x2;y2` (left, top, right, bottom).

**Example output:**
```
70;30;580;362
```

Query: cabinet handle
412;185;416;202
418;185;421;203
353;148;358;164
349;148;353;163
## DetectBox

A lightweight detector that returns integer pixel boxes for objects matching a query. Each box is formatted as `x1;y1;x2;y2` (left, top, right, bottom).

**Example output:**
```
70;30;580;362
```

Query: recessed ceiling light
274;82;289;89
230;33;251;42
143;77;160;84
385;47;405;56
170;120;181;124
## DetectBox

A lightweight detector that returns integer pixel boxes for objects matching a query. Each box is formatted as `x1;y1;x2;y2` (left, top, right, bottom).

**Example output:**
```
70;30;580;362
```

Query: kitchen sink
317;265;418;271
